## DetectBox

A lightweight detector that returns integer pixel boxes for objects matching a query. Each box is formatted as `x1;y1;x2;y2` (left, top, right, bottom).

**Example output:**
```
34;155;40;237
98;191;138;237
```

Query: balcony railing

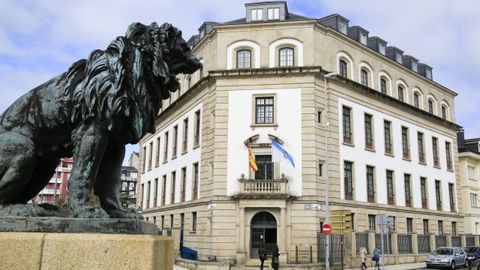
238;178;288;198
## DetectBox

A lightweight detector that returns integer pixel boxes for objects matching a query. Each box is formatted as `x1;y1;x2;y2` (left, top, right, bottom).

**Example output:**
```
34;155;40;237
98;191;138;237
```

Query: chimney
457;129;465;148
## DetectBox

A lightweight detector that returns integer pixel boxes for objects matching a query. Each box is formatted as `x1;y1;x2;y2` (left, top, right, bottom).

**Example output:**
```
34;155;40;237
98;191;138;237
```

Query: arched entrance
251;211;277;258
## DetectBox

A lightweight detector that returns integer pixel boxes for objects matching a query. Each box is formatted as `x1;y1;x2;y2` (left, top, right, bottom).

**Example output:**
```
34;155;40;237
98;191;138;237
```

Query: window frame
401;126;410;160
418;132;426;164
339;60;348;78
364;113;374;149
252;94;277;126
251;9;263;21
384;120;393;155
404;174;412;207
366;165;375;203
236;49;252;69
386;170;395;205
278;47;294;67
420;177;428;209
267;7;280;20
360;69;368;86
342;106;353;144
192;162;199;200
344;161;354;200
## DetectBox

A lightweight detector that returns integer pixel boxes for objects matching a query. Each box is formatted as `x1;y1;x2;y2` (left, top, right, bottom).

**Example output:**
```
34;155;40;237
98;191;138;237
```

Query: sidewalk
346;262;425;270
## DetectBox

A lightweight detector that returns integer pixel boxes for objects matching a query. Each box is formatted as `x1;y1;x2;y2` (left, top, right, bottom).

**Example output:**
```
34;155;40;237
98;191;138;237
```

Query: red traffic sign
322;224;332;235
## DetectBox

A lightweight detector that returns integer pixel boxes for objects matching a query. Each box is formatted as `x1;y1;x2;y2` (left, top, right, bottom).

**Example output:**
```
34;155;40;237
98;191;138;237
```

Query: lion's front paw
72;206;109;218
107;208;143;220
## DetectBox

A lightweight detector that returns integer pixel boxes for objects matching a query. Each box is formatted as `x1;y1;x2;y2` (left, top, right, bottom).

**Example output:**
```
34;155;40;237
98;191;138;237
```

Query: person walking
372;245;382;270
271;245;280;270
359;246;368;270
258;248;267;270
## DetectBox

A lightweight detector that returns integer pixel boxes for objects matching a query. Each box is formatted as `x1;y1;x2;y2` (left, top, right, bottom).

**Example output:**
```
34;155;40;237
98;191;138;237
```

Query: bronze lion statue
0;22;201;218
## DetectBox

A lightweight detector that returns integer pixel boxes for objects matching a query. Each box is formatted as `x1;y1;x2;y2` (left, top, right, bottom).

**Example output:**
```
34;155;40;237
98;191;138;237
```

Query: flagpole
323;72;336;270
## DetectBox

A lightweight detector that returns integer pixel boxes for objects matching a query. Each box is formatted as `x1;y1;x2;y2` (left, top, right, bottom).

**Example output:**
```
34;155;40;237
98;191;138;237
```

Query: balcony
237;178;289;199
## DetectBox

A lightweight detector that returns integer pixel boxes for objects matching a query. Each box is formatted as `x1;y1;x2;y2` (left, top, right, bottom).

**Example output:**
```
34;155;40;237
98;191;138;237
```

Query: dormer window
379;44;386;55
395;53;402;64
252;9;263;21
411;61;418;72
426;69;432;80
199;29;205;39
267;8;279;20
360;32;368;45
338;20;347;34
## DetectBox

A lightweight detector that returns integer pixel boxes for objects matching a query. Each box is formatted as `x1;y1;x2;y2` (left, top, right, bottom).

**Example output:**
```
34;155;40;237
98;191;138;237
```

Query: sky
1;0;479;164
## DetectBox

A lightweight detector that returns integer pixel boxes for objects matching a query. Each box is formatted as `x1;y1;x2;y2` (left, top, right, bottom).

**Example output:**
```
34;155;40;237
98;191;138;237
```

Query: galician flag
271;139;295;168
247;144;258;172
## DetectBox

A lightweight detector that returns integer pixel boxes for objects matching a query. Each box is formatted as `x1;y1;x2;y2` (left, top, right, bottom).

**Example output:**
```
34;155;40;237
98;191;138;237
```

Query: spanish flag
247;144;258;172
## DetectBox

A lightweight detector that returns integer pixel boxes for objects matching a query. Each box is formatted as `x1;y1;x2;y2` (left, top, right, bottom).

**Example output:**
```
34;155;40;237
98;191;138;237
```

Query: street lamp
323;72;336;270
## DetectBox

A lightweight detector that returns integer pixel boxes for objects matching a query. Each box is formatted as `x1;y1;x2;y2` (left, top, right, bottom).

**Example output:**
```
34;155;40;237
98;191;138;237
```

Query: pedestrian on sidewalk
271;245;280;270
359;246;368;270
258;248;267;270
372;245;382;270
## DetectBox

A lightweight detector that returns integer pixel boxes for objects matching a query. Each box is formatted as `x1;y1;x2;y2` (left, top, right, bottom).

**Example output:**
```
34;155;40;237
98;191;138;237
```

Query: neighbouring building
458;131;480;236
139;1;464;267
120;165;139;209
34;157;74;205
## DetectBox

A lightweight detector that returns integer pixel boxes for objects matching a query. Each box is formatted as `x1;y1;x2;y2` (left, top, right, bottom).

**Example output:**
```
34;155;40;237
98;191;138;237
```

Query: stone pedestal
0;232;173;270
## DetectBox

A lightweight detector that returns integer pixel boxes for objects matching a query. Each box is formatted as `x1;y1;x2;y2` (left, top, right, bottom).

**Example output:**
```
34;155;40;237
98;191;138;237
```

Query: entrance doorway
251;211;277;258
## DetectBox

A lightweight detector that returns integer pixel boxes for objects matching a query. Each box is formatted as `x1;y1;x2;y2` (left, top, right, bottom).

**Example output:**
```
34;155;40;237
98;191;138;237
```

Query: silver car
426;247;468;269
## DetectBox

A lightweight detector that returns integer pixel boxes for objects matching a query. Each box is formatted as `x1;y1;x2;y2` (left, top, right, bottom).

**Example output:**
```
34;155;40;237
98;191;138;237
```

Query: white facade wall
226;88;302;196
338;97;457;211
141;102;203;208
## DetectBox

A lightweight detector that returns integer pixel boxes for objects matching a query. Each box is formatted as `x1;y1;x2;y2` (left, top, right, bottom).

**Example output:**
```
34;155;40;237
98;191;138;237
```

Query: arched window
339;60;348;77
441;105;447;119
414;92;420;108
380;78;387;94
398;86;405;102
279;47;294;67
360;69;368;86
428;98;435;114
237;49;251;69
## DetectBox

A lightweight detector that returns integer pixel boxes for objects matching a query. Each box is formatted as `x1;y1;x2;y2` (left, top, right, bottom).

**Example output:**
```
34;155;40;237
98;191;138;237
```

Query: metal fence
451;236;461;247
397;234;413;254
356;232;369;254
317;233;352;267
466;236;476;247
417;234;431;253
375;233;393;254
435;235;447;248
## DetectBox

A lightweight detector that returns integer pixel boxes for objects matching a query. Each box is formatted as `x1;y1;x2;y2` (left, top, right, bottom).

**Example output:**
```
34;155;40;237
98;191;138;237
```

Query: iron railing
436;235;447;248
397;234;413;254
417;235;431;253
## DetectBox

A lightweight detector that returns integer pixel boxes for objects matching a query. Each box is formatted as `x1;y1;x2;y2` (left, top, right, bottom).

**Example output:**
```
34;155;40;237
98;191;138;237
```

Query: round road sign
322;224;332;235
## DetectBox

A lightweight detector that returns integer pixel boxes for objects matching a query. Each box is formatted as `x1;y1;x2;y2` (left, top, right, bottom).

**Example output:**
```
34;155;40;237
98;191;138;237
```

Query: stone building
34;157;74;205
139;1;464;267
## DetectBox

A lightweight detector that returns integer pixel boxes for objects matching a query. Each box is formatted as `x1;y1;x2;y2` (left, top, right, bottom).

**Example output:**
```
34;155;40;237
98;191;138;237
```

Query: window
161;215;165;230
384;120;392;154
146;181;151;208
418;132;425;163
428;99;434;114
192;212;197;232
182;118;188;153
452;222;457;236
404;174;412;207
251;9;262;21
386;170;395;205
255;97;274;124
161;175;166;206
141;183;144;208
438;220;444;235
154;178;158;207
414;93;420;108
255;155;273;180
368;214;376;231
172;125;178;158
360;69;368;86
445;142;452;170
318;160;324;176
192;162;199;200
317;110;322;124
398;86;404;102
279;47;294;67
471;193;478;207
469;166;476;181
406;218;413;233
181;167;186;202
148;142;153;170
380;78;387;94
435;180;442;210
142;146;146;173
448;183;455;212
423;219;429;235
194;110;201;146
364;114;374;149
432;137;439;167
163;132;169;162
170;171;176;204
155;137;160;167
367;166;375;202
339;60;348;77
343;106;352;144
267;8;279;20
170;214;174;229
180;213;185;230
421;177;428;209
344;161;354;200
236;50;251;69
360;32;368;45
338;20;347;34
401;126;410;159
441;105;447;120
395;53;402;63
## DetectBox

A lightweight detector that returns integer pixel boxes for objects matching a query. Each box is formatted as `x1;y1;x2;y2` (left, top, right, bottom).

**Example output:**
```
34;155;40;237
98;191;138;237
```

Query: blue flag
271;139;295;168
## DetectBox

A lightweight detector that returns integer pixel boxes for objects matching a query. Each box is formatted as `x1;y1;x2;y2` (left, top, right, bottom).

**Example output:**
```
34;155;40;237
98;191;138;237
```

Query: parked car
469;259;480;270
425;247;467;269
465;247;480;264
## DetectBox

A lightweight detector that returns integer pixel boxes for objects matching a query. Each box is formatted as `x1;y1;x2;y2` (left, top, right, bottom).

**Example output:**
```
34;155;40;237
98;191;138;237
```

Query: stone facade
139;1;464;268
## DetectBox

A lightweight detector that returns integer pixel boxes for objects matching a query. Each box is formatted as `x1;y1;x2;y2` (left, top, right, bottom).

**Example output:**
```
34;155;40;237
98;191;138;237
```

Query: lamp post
323;72;336;270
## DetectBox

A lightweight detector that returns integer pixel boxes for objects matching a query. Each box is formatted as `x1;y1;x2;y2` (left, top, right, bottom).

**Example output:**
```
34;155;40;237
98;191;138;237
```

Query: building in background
120;165;138;209
34;157;74;205
458;131;480;235
139;1;463;267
